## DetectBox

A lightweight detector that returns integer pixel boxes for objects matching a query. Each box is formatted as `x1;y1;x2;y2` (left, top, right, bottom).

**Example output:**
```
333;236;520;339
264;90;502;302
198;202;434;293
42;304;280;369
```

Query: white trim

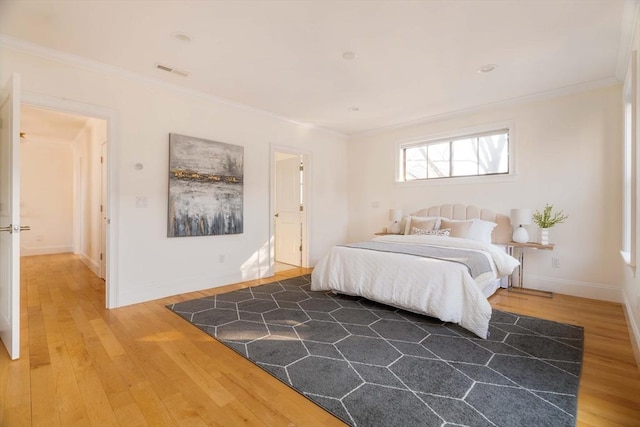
118;269;244;308
20;90;120;308
20;245;73;256
622;289;640;367
269;144;312;272
395;173;518;188
525;274;623;303
79;253;100;277
0;35;344;139
621;250;634;268
615;0;640;81
355;77;619;138
622;49;638;269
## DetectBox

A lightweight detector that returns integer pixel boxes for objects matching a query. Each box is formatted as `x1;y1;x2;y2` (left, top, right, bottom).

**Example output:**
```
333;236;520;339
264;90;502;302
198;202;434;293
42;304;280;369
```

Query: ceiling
0;0;635;136
20;104;90;145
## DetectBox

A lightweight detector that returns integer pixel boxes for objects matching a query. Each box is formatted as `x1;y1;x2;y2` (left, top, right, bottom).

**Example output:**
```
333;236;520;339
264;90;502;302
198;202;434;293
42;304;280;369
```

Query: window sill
395;173;518;187
620;250;637;273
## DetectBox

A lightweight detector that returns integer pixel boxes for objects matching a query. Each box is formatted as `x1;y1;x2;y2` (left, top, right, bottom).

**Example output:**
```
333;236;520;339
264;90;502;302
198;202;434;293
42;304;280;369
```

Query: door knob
274;213;279;217
20;226;31;231
0;225;11;233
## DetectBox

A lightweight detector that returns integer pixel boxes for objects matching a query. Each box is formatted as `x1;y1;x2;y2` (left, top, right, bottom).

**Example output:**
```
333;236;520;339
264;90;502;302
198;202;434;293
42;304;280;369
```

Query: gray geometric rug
167;275;583;427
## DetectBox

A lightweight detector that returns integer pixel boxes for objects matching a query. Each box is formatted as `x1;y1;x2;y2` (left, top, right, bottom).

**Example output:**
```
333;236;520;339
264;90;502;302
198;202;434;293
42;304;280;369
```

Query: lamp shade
389;209;403;222
510;208;531;226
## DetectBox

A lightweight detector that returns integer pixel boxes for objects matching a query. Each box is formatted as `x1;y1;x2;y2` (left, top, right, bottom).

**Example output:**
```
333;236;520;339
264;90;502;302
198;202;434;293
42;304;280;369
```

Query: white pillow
466;219;497;243
436;218;497;243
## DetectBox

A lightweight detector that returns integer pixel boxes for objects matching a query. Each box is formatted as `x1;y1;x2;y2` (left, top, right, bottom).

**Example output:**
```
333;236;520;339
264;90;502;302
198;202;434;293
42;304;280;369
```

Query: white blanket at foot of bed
311;235;519;338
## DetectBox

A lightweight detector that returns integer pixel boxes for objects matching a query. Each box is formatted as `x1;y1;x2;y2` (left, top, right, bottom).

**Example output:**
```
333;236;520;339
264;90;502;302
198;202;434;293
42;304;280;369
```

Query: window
621;50;637;268
399;128;509;181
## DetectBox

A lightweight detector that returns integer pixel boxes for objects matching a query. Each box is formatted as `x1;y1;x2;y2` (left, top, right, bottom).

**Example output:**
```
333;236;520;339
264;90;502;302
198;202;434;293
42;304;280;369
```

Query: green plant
532;204;568;228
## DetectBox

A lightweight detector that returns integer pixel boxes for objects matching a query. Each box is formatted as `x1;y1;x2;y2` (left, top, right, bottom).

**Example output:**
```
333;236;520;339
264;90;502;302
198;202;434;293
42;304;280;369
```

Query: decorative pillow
439;219;473;238
403;216;439;235
411;227;451;236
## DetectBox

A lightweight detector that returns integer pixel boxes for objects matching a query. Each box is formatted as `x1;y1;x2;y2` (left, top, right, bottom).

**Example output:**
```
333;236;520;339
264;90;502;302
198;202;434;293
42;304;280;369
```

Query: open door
275;155;302;266
0;74;23;360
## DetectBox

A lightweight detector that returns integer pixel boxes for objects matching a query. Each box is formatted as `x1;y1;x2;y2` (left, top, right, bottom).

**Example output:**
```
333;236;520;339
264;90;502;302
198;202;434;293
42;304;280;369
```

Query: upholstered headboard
410;204;512;245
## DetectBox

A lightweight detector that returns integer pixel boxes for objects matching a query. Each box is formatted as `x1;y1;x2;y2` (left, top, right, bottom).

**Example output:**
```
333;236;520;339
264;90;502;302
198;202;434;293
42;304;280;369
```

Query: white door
0;74;22;360
275;156;302;266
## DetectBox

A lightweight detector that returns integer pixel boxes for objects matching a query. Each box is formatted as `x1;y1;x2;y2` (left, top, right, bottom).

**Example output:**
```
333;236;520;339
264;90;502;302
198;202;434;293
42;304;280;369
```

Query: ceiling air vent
155;63;190;77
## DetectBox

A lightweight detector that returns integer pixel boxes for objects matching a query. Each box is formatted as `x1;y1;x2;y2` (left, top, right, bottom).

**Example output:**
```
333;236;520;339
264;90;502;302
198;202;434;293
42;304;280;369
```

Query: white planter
538;228;550;245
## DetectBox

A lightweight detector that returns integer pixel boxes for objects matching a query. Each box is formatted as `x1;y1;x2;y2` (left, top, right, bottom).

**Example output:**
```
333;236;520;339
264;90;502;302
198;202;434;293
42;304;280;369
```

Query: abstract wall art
168;133;244;237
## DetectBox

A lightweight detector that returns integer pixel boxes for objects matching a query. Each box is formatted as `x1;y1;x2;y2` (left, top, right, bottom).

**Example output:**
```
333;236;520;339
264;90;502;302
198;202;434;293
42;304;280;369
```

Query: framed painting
168;133;244;237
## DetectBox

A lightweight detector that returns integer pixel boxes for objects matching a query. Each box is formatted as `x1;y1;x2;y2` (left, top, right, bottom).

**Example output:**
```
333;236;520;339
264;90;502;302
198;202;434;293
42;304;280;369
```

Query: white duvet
311;235;520;338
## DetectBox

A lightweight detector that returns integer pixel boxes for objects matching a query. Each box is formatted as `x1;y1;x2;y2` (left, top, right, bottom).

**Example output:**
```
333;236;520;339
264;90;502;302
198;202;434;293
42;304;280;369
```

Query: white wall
348;85;624;303
0;43;348;307
20;140;74;255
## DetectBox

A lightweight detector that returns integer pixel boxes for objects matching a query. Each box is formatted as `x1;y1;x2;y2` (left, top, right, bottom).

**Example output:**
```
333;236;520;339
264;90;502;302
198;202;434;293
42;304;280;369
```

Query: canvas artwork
168;133;243;237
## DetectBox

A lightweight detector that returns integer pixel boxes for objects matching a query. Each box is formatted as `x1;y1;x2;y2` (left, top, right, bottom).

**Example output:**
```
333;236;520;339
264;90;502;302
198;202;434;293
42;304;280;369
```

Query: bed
310;204;520;338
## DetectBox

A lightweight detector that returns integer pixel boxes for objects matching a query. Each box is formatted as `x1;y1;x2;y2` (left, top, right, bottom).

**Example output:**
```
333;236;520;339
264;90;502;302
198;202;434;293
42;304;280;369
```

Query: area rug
167;275;583;427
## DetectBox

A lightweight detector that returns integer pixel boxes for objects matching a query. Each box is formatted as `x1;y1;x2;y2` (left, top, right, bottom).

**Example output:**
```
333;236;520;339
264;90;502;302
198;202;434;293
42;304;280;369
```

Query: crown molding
0;34;346;139
350;77;620;139
616;0;640;81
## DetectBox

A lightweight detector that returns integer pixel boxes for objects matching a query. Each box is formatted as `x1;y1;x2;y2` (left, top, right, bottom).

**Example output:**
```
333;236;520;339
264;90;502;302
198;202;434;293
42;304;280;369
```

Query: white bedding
310;234;519;338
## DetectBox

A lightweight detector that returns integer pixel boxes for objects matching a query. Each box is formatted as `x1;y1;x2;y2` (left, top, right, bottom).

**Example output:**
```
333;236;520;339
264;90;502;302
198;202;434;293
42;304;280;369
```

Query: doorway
272;147;310;273
20;98;112;305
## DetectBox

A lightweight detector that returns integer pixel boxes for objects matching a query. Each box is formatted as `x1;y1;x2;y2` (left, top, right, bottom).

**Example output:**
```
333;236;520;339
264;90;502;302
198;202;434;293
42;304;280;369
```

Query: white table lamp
389;209;403;234
510;208;531;243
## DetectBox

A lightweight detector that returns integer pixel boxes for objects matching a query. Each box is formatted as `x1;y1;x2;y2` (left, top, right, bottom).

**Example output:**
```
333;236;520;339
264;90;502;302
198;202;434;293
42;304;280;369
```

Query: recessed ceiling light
172;32;193;42
348;107;360;112
477;64;497;74
342;51;357;60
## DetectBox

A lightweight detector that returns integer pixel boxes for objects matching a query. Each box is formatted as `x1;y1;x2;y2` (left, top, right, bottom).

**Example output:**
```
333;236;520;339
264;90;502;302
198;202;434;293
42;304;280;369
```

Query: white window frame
622;50;637;270
395;121;515;185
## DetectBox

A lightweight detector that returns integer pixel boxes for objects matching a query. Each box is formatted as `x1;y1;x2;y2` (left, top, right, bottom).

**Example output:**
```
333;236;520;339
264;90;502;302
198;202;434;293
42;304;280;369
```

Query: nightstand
507;241;554;298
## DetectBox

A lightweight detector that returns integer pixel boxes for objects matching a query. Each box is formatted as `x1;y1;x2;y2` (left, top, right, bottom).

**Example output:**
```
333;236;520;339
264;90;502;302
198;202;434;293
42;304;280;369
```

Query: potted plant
532;204;568;245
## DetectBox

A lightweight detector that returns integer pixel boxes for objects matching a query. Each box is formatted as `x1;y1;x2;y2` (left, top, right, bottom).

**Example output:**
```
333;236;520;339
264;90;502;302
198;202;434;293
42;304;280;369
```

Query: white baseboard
622;292;640;368
115;264;269;308
79;253;100;277
525;275;623;303
21;245;73;256
528;274;638;367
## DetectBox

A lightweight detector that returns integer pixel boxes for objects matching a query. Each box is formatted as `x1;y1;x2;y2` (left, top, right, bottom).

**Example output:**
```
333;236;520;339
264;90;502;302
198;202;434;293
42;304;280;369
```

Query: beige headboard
410;204;512;245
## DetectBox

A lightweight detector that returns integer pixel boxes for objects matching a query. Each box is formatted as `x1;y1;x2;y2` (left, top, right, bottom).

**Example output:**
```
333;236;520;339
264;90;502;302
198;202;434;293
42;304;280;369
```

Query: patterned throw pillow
411;227;451;237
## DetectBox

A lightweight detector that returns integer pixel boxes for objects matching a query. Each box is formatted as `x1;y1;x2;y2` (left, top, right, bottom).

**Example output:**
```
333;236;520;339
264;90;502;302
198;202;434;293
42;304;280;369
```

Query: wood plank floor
1;253;639;426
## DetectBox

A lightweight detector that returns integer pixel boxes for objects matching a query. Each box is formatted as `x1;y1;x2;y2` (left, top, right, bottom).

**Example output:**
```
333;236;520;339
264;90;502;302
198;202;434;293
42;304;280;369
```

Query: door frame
269;144;311;272
100;139;108;279
21;90;119;308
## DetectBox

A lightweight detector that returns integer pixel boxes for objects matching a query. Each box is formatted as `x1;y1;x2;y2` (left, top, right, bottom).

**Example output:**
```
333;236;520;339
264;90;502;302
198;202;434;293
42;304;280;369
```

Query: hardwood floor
1;253;639;426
